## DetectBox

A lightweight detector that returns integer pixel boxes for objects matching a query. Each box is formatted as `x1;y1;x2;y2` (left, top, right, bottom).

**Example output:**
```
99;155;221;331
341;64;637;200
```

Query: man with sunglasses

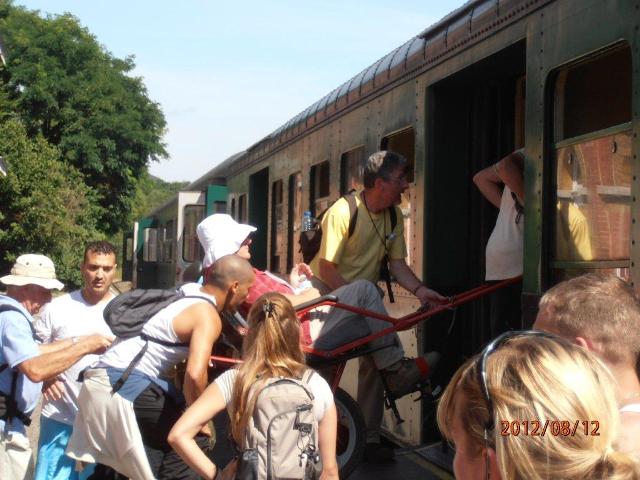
534;273;640;457
308;150;446;461
473;149;525;337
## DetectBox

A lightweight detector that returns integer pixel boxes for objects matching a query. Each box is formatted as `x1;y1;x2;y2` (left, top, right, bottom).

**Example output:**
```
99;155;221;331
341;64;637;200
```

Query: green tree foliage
0;119;101;288
131;173;188;222
0;2;168;235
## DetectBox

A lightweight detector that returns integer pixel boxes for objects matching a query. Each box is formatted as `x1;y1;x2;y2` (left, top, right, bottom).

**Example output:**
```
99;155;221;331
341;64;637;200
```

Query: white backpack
235;370;320;480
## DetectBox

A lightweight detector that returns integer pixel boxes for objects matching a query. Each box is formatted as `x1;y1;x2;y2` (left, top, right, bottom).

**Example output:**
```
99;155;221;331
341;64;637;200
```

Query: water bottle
297;274;313;291
302;211;313;232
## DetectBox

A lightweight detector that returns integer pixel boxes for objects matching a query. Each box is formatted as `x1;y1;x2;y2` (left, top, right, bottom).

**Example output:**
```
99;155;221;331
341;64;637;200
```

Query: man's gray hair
363;151;407;188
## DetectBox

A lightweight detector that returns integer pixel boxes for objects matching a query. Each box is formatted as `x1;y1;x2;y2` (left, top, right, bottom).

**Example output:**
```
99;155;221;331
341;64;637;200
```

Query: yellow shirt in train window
310;192;407;284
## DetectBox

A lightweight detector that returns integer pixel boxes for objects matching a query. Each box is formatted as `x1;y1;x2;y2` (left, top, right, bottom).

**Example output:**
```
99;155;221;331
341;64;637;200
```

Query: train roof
185;150;245;191
241;0;548;161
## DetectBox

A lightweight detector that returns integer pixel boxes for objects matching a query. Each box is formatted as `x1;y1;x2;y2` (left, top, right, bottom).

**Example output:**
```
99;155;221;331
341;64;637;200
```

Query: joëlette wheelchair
208;277;520;478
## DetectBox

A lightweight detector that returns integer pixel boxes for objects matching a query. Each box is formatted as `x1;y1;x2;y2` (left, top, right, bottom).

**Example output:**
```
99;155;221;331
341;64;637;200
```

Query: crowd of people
1;150;640;479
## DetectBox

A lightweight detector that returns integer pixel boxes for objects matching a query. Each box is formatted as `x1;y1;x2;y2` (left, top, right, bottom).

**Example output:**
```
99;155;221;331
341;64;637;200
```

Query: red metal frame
210;277;521;388
301;276;521;358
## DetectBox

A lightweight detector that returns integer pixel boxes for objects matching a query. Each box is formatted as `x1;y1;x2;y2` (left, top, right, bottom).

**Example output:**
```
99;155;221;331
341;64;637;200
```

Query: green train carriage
126;0;639;470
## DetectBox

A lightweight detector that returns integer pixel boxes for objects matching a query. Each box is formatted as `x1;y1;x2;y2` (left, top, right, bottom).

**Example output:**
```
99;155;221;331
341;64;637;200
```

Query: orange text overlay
500;420;600;437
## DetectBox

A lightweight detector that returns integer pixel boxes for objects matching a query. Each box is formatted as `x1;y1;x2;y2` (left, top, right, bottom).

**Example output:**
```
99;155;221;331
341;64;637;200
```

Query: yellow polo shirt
310;192;406;284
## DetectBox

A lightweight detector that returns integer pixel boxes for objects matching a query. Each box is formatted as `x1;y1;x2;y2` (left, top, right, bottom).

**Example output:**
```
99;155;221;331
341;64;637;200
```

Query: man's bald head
206;255;254;290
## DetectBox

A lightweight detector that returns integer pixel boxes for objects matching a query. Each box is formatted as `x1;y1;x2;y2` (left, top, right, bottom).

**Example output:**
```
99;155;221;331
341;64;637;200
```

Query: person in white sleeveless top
534;273;640;457
66;255;255;480
473;149;525;337
168;292;339;480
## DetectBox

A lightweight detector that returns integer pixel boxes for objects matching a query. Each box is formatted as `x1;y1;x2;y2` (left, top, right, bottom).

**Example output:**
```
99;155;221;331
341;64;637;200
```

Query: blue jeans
35;416;95;480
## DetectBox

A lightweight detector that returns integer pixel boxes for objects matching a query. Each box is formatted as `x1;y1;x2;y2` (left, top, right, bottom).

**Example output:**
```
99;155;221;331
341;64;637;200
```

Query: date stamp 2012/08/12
500;420;600;437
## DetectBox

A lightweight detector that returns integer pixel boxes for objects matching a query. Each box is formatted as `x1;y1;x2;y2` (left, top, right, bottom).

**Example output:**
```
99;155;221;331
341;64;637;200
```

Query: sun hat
197;214;257;268
0;254;64;290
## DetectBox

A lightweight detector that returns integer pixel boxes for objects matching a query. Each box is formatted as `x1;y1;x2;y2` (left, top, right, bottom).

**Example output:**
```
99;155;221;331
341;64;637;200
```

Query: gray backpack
236;370;320;480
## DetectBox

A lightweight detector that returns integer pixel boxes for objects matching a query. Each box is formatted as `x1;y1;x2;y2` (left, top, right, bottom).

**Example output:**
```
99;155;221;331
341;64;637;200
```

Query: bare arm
473;151;524;208
318;403;339;480
18;334;112;383
497;151;524;205
473;164;502;208
168;382;227;479
38;338;81;354
318;259;348;291
389;259;446;306
283;288;321;307
180;303;222;407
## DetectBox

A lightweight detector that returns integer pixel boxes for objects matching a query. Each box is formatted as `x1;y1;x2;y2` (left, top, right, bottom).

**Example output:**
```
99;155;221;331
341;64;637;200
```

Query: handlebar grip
295;294;339;312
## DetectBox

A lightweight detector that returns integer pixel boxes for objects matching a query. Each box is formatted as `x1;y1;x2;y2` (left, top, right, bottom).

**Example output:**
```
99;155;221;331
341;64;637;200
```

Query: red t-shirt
240;268;312;345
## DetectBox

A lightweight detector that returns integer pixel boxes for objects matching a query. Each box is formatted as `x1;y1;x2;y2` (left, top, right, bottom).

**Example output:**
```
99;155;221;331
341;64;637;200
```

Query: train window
381;128;415;266
554;46;631;142
164;220;174;262
238;194;247;223
182;204;204;262
549;46;632;282
143;228;158;262
340;146;365;194
213;201;226;214
270;179;284;273
381;127;415;183
310;161;330;215
231;197;236;219
287;172;303;271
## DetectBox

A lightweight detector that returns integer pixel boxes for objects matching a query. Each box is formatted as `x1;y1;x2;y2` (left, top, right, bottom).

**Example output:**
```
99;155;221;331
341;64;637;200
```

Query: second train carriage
124;0;639;473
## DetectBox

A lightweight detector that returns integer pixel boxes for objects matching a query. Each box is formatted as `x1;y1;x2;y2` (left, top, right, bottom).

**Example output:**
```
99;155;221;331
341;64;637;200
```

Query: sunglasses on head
474;329;558;479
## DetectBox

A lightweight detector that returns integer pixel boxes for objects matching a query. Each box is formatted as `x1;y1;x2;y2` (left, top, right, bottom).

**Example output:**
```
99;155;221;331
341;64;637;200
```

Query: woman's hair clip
262;300;275;318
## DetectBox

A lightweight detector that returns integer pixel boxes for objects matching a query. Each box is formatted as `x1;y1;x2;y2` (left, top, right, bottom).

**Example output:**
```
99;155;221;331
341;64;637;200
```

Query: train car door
136;216;158;288
122;230;134;282
426;40;526;360
249;168;269;270
177;191;205;285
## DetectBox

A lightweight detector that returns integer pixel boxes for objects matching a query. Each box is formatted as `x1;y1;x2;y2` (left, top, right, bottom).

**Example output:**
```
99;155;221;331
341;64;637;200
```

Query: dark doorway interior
249;168;269;270
421;40;526;442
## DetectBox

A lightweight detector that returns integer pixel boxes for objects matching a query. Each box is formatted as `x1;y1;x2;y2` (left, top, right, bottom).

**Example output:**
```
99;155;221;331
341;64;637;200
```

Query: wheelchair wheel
335;387;365;478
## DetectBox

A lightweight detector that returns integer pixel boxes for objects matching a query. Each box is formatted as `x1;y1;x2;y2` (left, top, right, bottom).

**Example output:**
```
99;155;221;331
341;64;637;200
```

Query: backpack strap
345;193;359;238
111;340;150;394
388;206;397;231
111;294;216;394
301;369;316;385
0;304;40;342
0;305;34;426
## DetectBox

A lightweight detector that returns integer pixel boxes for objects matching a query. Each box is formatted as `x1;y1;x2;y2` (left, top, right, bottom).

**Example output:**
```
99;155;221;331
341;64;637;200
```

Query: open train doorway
249;167;269;270
423;40;526;442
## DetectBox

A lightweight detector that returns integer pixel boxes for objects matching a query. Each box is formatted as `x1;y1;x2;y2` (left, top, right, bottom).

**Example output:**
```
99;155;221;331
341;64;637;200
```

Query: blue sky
16;1;462;182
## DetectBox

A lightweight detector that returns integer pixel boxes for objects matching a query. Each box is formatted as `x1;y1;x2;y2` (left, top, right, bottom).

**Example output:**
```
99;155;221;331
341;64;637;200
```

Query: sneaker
363;442;395;463
381;351;441;400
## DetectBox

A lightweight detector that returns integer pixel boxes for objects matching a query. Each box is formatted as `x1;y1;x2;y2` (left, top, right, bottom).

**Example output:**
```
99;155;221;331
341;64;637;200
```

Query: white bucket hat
1;254;64;290
197;214;257;268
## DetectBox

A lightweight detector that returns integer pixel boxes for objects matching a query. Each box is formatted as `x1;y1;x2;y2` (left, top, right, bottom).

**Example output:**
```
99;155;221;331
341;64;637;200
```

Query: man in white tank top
534;274;640;457
66;255;255;480
473;149;524;337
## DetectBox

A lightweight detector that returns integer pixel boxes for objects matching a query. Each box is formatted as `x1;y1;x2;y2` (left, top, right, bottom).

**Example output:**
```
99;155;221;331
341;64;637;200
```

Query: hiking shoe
363;442;395;463
381;351;441;400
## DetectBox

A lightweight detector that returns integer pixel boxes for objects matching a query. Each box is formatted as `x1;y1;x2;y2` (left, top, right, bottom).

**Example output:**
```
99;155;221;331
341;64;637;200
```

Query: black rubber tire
334;387;366;479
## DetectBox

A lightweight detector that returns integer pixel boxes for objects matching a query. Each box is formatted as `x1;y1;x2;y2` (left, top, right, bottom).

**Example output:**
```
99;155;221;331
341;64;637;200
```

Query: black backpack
299;192;397;264
102;289;216;392
0;303;39;427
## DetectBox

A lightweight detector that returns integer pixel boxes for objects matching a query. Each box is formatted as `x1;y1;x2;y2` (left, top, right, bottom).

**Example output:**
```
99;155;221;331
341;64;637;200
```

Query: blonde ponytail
229;293;305;444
